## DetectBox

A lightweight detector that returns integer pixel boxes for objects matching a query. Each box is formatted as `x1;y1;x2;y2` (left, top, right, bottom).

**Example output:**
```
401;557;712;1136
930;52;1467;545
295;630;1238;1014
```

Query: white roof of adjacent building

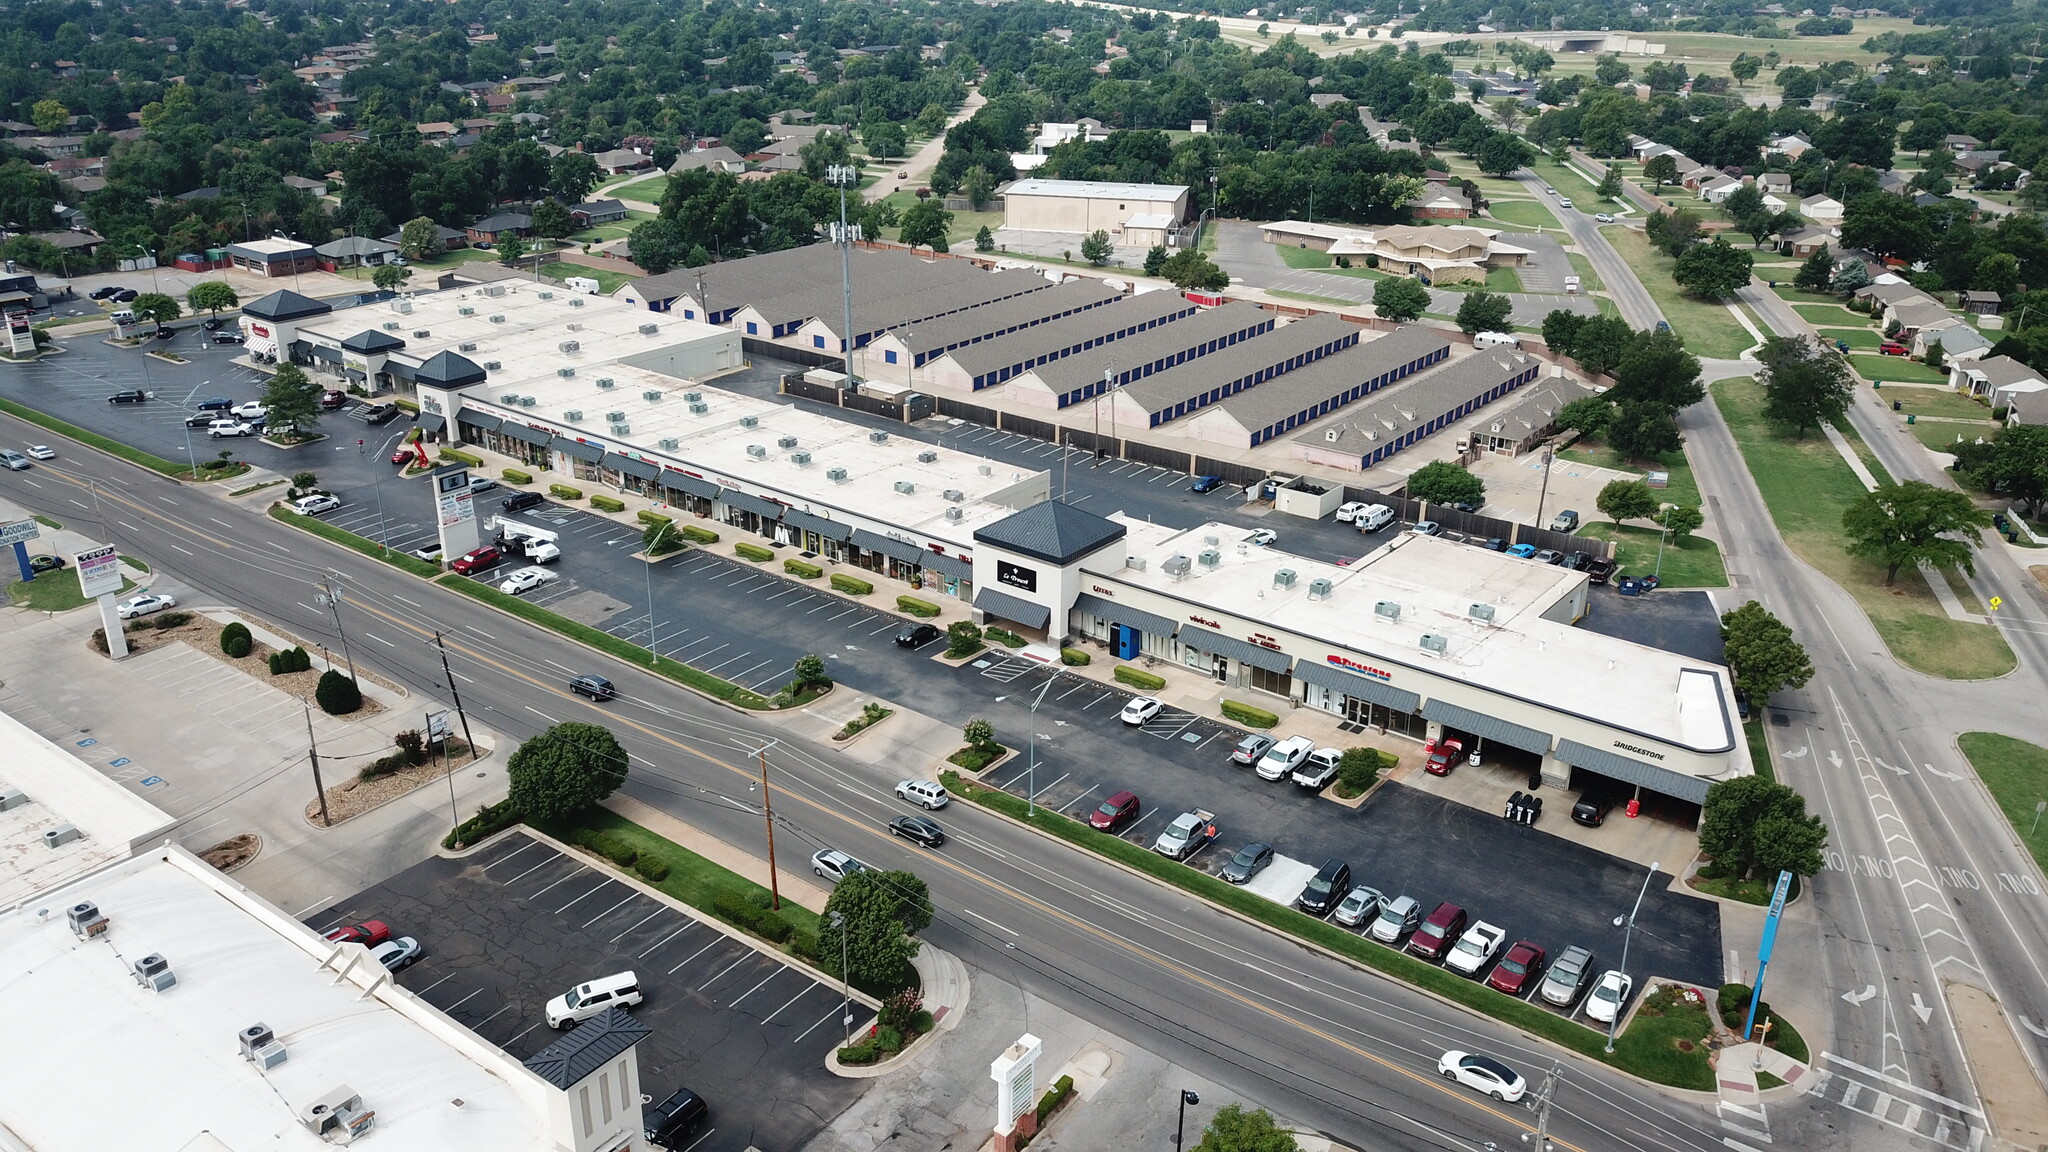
1124;213;1176;229
0;708;176;908
0;846;552;1152
1000;179;1189;201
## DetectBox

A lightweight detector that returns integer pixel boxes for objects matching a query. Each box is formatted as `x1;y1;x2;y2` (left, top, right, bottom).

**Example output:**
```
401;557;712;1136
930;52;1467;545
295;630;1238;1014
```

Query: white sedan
1438;1050;1527;1102
810;849;868;884
1245;528;1277;547
1593;213;1615;223
1334;501;1371;523
498;566;561;595
1120;696;1164;726
1586;969;1634;1025
369;936;423;972
117;592;177;619
229;401;268;420
25;445;55;460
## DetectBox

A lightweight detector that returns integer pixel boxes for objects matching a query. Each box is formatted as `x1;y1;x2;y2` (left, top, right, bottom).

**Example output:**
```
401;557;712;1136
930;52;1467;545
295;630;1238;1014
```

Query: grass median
268;506;445;578
1958;733;2048;877
1580;523;1727;588
437;575;770;708
938;769;1714;1090
1604;228;1756;359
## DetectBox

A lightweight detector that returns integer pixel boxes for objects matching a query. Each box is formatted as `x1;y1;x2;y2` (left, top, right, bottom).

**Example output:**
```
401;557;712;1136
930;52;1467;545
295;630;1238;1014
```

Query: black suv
895;622;942;648
643;1087;708;1150
568;674;616;701
888;814;946;848
501;489;546;513
1295;858;1352;917
1571;788;1615;827
107;390;150;404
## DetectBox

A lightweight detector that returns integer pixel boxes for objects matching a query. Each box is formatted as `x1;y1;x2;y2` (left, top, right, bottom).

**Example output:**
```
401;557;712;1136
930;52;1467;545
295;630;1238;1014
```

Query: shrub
790;928;820;960
315;669;363;715
549;483;584;499
395;729;427;764
838;1039;880;1065
880;987;925;1032
443;797;520;849
502;468;533;484
633;853;670;882
785;558;824;578
219;620;253;657
268;651;285;674
600;833;637;868
1221;700;1280;728
590;494;626;512
89;627;107;654
153;611;191;629
831;573;873;595
643;521;685;556
287;647;312;672
1114;665;1166;690
735;541;775;562
1338;747;1388;794
637;509;673;526
681;525;720;544
898;595;941;617
1060;647;1092;665
946;620;984;657
1037;1074;1077;1123
756;911;794;943
440;447;483;467
986;627;1027;648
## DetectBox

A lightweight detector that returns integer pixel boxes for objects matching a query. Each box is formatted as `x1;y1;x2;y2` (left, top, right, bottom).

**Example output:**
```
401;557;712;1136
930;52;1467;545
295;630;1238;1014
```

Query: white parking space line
792;1003;849;1044
761;986;814;1023
1083;691;1115;710
703;651;755;674
581;893;640;928
482;841;543;872
726;969;782;1008
503;852;563;885
440;987;486;1015
555;880;614;915
638;922;694;956
610;908;667;943
526;870;584;901
669;937;725;974
701;954;754;988
729;658;776;684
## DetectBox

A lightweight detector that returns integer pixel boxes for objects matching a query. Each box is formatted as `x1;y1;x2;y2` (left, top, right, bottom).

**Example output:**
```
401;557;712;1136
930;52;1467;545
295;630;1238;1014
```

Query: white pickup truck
1153;809;1217;860
489;515;562;564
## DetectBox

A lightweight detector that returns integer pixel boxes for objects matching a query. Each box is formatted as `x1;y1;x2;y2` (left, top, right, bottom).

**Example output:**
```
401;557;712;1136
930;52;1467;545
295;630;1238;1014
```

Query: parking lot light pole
1027;676;1053;817
372;431;406;554
831;910;851;1046
1174;1089;1199;1149
644;520;674;663
1605;860;1660;1054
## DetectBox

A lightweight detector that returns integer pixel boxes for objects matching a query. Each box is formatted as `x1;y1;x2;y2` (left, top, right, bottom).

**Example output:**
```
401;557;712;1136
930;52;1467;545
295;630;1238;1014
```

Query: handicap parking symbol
109;757;131;768
139;776;163;788
75;738;97;747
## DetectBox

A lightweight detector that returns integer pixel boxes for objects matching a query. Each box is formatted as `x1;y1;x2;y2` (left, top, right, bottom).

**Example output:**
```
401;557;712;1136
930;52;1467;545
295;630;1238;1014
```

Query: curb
825;944;970;1080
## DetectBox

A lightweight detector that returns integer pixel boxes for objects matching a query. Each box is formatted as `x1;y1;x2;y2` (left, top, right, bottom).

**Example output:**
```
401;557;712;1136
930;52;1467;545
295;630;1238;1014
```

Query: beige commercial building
1001;179;1191;241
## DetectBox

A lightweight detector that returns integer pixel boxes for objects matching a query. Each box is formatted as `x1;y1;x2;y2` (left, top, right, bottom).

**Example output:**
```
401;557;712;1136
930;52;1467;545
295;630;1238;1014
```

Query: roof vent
609;422;630;436
1419;633;1449;655
659;437;680;450
978;464;992;475
567;321;583;331
917;450;938;463
458;306;475;316
688;402;708;415
1325;428;1340;442
1198;548;1221;568
558;340;580;353
747;444;767;458
943;489;964;503
1162;554;1192;578
458;341;477;351
944;506;963;521
777;435;798;449
1374;600;1402;621
740;415;760;428
1468;603;1497;623
133;953;176;992
43;824;80;849
382;321;400;331
870;430;890;443
827;467;848;482
484;361;502;370
1125;556;1147;571
563;409;582;421
893;480;915;494
1307;577;1333;600
66;901;107;939
556;367;575;378
639;323;659;335
299;1086;373;1142
0;787;26;812
489;314;506;323
789;450;811;465
1273;568;1297;588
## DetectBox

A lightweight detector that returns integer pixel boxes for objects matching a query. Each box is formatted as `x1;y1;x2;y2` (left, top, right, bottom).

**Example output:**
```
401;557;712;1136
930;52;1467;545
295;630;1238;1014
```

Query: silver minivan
1369;895;1421;944
546;970;643;1028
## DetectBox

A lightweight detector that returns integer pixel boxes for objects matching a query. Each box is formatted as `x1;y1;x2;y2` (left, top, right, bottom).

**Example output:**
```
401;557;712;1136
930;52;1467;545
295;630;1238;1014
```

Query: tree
820;868;933;989
1407;460;1485;507
1719;600;1814;704
1674;238;1754;299
1841;194;1932;264
1832;258;1871;296
548;151;601;205
1081;229;1114;266
1611;329;1704;409
628;218;690;275
1756;335;1853;439
790;652;829;690
1541;309;1585;353
1978;424;2048;515
962;165;997;209
975;226;996;253
1257;22;1271;36
131;292;181;325
946;620;983;657
30;98;68;135
1842;480;1993;584
962;717;997;752
506;721;628;823
726;118;769;155
531;198;574;240
261;362;322;436
1566;315;1637;376
1454;290;1512;334
1731;56;1761;85
1643;154;1680;188
1595;165;1623;201
1160;249;1229;291
863;121;907;164
399;216;442;261
1597;478;1659;523
899;200;952;251
1475;131;1535;178
1975;252;2022;296
371;264;413;292
1194;1105;1299;1152
1373;276;1431;322
1659;503;1704;541
186;281;238;317
1701;776;1827;879
1793;244;1835;292
1144;245;1169;277
496;234;530;267
1607;400;1684;461
315;669;362;715
1556;394;1615;436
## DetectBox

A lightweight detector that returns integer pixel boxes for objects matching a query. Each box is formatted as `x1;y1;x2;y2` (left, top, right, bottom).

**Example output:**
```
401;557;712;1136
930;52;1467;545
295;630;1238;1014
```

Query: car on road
28;555;66;573
451;545;504;575
207;420;258;438
1533;549;1563;565
323;920;392;946
1292;747;1344;791
0;449;28;470
107;390;151;404
895;621;943;648
1229;733;1275;766
1120;696;1164;726
1445;920;1506;976
1295;858;1352;917
1586;969;1634;1024
1407;901;1467;961
1424;737;1465;777
1332;885;1386;929
210;332;245;344
1245;528;1276;546
1335;501;1372;522
230;401;267;420
1409;520;1442;537
409;542;444;563
1189;475;1224;493
90;286;122;300
1571;787;1615;826
1219;841;1274;884
370;936;423;972
1541;944;1595;1007
1438;1051;1526;1102
1506;543;1537;558
895;778;949;809
1594;213;1615;223
501;489;546;512
1369;894;1422;944
498;566;560;595
1558;197;1574;208
1880;341;1909;356
1089;790;1142;832
1548;510;1580;532
1486;941;1546;995
569;674;616;701
887;814;946;848
810;849;868;884
644;1087;709;1150
1255;734;1315;781
468;475;498;493
289;494;341;515
116;592;177;619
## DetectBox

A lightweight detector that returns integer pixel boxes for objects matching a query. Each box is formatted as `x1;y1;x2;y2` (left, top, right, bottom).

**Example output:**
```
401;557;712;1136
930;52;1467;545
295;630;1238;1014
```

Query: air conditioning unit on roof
639;323;659;335
458;342;476;351
564;409;582;421
382;322;399;331
688;402;708;414
659;438;680;450
458;306;475;316
748;445;767;458
538;291;553;300
605;411;625;423
484;361;502;370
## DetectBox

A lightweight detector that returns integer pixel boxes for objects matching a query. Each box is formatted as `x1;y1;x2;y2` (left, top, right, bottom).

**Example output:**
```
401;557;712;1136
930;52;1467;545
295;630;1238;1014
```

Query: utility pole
315;575;359;683
304;699;332;827
431;631;481;763
1531;448;1555;534
1522;1063;1561;1151
827;164;860;387
755;739;782;910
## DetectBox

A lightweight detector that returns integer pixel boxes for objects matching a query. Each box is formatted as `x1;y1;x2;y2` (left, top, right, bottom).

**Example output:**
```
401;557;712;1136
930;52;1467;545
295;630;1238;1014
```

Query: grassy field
1485;198;1561;230
536;262;637;294
1820;327;1881;350
1891;387;1996;421
1581;523;1728;587
1605;228;1755;359
1270;289;1365;308
1529;156;1606;206
1773;284;1849;306
1276;244;1334;269
546;807;822;940
1958;734;2048;877
1913;420;1997;453
1793;302;1865;326
1711;377;2015;679
8;571;136;611
611;175;669;203
1744;718;1774;784
1560;439;1703;509
1851;355;1948;384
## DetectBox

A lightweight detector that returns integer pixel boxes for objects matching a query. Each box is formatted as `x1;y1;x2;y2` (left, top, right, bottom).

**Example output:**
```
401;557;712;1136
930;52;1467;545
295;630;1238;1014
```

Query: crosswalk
1808;1053;1986;1152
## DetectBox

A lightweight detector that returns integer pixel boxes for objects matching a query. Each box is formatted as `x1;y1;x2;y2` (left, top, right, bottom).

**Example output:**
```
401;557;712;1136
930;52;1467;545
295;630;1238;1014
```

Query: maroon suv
1090;790;1141;832
1407;902;1468;961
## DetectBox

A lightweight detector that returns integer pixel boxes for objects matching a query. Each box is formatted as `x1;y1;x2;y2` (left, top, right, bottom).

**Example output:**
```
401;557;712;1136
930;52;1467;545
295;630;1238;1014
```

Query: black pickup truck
1584;557;1618;585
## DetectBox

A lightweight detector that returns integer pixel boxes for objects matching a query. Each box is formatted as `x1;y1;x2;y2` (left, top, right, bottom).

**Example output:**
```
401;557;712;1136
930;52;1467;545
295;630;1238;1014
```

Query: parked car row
1231;733;1345;791
321;918;422;973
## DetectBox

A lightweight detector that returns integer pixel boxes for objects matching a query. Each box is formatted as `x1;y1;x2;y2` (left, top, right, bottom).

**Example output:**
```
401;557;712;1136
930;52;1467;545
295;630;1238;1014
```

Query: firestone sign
1327;653;1394;682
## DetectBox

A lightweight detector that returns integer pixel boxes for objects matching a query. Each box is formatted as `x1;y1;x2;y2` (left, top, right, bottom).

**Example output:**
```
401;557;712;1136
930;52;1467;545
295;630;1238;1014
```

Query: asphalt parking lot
1577;587;1728;665
313;832;868;1152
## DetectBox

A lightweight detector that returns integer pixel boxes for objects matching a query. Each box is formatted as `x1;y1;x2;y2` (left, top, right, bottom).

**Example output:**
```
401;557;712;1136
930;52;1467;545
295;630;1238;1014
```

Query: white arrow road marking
1842;985;1878;1005
1876;757;1911;776
1912;993;1934;1024
1924;764;1962;780
1828;750;1843;769
2022;1016;2048;1039
1786;745;1810;759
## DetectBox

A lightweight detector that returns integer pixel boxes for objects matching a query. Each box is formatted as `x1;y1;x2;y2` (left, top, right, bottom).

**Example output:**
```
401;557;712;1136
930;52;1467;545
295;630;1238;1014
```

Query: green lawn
1711;377;2015;679
1958;734;2048;878
611;175;670;203
537;262;637;294
1581;524;1728;587
1528;156;1606;206
1819;327;1881;350
1485;198;1561;230
1605;227;1756;359
1566;252;1604;294
8;571;136;611
1773;284;1850;306
1892;387;1997;421
1793;302;1866;327
1276;244;1335;269
1559;440;1703;508
1850;355;1949;384
1744;718;1774;784
544;807;822;940
1912;420;1997;452
1270;289;1366;308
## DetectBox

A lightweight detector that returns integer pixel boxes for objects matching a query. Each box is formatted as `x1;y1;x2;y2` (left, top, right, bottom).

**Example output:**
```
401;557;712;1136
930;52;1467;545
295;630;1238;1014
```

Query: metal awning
554;437;605;463
601;452;660;481
308;344;341;363
1418;698;1552;755
1179;626;1293;674
662;471;717;499
975;586;1050;629
1072;592;1177;638
499;422;550;446
919;551;972;580
1292;659;1421;714
1556;739;1710;805
852;529;926;564
457;411;501;433
720;489;783;520
416;413;446;435
782;508;852;542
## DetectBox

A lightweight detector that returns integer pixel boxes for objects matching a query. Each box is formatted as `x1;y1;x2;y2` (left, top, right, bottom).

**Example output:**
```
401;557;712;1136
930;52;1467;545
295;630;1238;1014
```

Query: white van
546;970;642;1028
1354;504;1395;532
1473;331;1522;350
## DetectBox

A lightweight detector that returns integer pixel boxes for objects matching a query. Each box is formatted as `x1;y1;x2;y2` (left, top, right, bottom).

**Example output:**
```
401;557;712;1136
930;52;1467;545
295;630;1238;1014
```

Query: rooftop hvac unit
412;330;430;338
1125;556;1147;571
558;340;580;353
1468;603;1497;623
1273;569;1297;589
518;396;536;408
1198;549;1221;568
570;298;585;307
538;291;553;300
556;367;575;378
943;489;964;503
484;284;506;297
458;342;477;352
241;1023;289;1069
609;422;630;436
484;361;502;370
567;322;583;331
392;299;413;313
1162;554;1192;578
459;306;475;316
0;787;25;811
642;390;663;402
740;415;760;428
596;378;614;389
382;322;400;331
869;430;890;443
893;481;915;494
1419;633;1449;655
489;314;506;323
605;411;625;423
776;435;798;449
789;450;811;465
299;1085;374;1143
563;410;582;422
747;445;768;458
1374;600;1402;621
1306;577;1333;601
66;901;108;940
978;464;992;475
43;824;80;849
688;402;708;415
133;953;176;992
1203;534;1220;547
659;437;679;450
826;467;848;482
683;391;702;402
639;323;659;335
500;393;522;404
944;507;963;521
917;450;938;463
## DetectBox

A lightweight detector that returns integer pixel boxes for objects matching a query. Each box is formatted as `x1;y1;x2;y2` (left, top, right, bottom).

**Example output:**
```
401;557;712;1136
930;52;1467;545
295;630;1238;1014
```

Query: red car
1425;738;1465;777
391;445;413;464
324;920;392;946
1486;940;1546;995
1089;790;1142;832
1879;341;1909;356
1407;902;1467;961
452;545;503;575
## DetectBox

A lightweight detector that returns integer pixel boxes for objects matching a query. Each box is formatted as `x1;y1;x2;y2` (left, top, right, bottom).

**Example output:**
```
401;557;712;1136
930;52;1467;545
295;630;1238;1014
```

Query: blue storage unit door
1114;623;1140;660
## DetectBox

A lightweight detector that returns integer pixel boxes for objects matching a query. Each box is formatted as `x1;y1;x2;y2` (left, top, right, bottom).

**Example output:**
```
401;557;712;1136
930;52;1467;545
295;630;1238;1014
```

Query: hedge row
897;595;940;617
443;798;521;850
502;468;533;484
549;483;584;499
562;825;671;882
735;541;775;562
1114;665;1166;690
785;558;824;579
440;447;483;467
1060;647;1091;666
1221;700;1279;729
831;573;873;595
681;525;720;544
637;509;673;526
710;890;796;943
591;494;626;512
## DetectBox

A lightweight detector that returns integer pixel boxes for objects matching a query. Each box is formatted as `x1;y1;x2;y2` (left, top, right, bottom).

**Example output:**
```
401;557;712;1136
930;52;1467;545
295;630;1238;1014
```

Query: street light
371;430;407;554
1604;860;1660;1054
644;519;675;664
1174;1089;1200;1149
831;910;852;1047
1026;676;1053;817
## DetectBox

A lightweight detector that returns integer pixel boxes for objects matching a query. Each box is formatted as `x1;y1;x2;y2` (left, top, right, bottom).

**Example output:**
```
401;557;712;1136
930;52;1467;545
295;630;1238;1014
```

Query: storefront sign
1613;740;1666;761
249;324;270;338
1250;631;1285;651
1326;654;1393;682
1090;584;1118;597
75;545;121;599
996;561;1037;593
436;469;476;528
1189;614;1221;629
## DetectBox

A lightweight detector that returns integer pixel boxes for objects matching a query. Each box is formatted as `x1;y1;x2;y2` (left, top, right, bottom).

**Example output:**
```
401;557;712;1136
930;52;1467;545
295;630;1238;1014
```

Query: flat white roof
0;847;550;1152
0;708;176;907
231;236;316;256
1124;213;1176;229
1002;178;1189;201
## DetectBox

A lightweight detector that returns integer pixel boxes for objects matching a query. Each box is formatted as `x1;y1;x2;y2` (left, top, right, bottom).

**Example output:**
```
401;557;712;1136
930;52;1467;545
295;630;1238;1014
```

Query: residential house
1877;169;1913;196
1403;183;1473;219
669;146;746;175
466;212;532;244
1758;173;1794;196
1779;225;1833;257
1698;173;1743;203
1854;280;1928;310
282;174;329;197
416;121;457;140
313;235;398;268
380;223;468;251
1964;290;2004;315
1768;133;1813;158
1944;133;1984;152
1761;192;1791;213
44;155;105;179
1951;355;2047;418
1800;194;1845;222
27;230;102;256
570;199;629;227
591;148;652;175
1953;150;2008;176
1886;298;1952;335
1308;93;1348;109
174;187;222;202
23;135;85;158
1912;317;1991;361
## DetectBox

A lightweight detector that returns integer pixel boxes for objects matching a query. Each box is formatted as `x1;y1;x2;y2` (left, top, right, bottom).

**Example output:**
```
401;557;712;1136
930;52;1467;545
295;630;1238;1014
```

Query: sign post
76;544;127;658
1742;870;1796;1050
2;518;42;582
